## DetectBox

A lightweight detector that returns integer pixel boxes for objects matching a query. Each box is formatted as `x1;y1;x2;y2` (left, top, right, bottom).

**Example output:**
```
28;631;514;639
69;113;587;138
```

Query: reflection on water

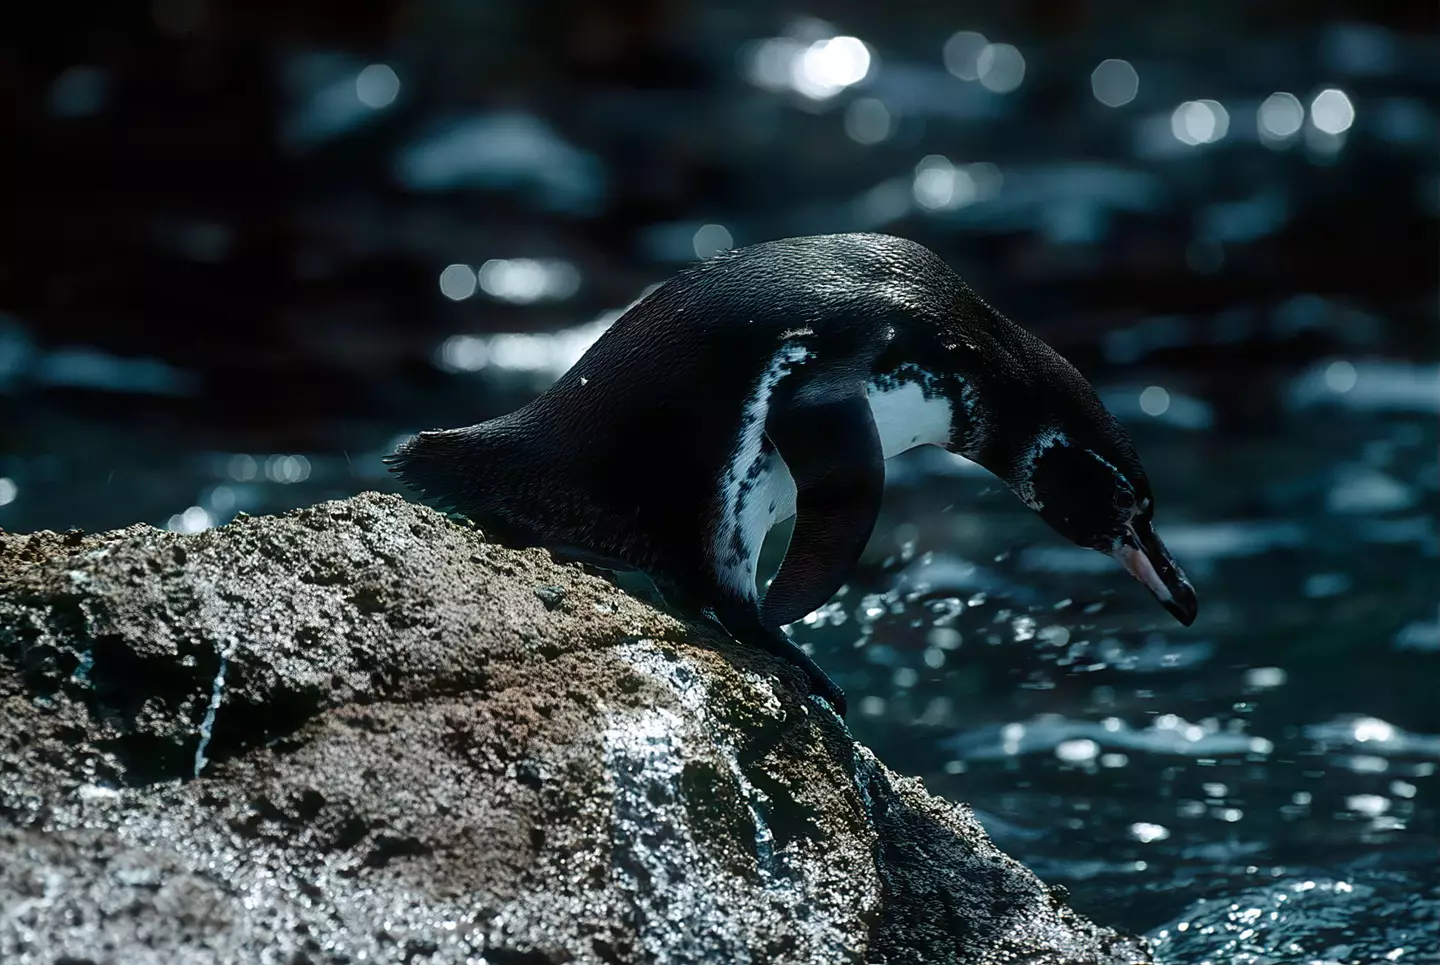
1150;862;1438;965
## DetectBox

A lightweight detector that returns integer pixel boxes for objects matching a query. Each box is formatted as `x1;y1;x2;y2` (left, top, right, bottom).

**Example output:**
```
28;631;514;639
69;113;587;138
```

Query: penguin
388;233;1197;717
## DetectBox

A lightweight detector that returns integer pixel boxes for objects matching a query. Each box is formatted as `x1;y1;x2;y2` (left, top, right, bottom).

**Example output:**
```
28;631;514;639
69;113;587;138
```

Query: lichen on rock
0;493;1152;964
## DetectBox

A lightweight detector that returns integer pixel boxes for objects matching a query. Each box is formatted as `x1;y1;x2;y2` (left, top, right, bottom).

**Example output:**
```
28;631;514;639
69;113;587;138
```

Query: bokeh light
479;259;544;303
909;157;1003;211
912;156;975;211
844;98;893;145
967;162;1003;201
227;454;258;482
977;44;1026;94
1139;385;1171;416
477;259;580;303
1351;717;1396;744
355;64;400;109
792;36;871;100
1091;59;1139;107
207;486;235;514
692;224;734;259
265;454;311;484
437;335;488;373
438;264;478;301
1245;667;1288;689
1056;738;1100;763
1130;822;1171;844
1325;360;1358;393
166;505;211;533
0;477;17;507
1311;88;1356;134
747;32;872;101
1258;92;1305;139
942;31;988;81
435;315;614;378
745;38;796;91
1171;99;1230;145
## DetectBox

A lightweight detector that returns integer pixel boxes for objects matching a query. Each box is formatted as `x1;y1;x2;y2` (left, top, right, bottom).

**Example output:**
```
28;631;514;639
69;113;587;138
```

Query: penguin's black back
389;233;1128;592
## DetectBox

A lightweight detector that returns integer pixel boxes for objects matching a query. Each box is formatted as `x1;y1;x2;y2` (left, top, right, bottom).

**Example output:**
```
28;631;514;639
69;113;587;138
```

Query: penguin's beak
1111;519;1198;626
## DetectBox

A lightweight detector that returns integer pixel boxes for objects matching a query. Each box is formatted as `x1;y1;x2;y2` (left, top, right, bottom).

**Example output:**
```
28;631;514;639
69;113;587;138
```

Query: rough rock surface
0;493;1152;965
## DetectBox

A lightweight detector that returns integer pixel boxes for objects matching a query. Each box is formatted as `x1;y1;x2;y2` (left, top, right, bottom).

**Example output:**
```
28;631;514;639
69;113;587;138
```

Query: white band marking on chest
714;354;967;601
865;377;954;460
713;345;809;598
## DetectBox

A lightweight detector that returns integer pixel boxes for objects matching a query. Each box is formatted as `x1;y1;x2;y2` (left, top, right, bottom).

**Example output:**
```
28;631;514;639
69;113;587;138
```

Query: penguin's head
1007;425;1198;627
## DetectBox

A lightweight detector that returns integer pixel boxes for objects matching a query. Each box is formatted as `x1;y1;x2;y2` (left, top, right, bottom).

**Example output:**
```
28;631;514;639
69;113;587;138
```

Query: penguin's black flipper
760;391;885;629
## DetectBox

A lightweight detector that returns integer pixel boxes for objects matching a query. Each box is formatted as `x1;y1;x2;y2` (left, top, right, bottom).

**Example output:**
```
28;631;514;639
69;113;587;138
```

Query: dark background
3;2;1438;960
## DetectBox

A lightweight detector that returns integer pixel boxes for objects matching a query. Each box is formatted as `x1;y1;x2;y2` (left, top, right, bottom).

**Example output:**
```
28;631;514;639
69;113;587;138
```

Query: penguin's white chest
866;377;954;459
712;346;807;598
733;449;798;579
713;359;953;600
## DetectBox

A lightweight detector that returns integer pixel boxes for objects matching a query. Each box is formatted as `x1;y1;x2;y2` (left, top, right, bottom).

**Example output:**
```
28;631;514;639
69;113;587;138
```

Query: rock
533;584;567;610
0;493;1152;965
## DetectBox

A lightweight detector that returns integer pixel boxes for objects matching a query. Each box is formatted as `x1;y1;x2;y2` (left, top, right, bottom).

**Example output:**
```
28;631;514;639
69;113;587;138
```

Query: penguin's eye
1114;490;1136;512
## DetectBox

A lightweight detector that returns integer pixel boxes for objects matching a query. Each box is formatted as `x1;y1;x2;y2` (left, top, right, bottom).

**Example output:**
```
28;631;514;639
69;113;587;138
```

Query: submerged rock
0;493;1151;964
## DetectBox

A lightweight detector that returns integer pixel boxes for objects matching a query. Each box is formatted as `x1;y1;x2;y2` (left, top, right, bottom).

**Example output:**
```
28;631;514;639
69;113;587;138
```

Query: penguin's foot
746;623;849;718
804;667;848;719
693;599;849;717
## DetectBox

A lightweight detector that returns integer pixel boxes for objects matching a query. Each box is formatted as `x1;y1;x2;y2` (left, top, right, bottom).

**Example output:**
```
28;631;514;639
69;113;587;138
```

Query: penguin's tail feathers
384;426;492;518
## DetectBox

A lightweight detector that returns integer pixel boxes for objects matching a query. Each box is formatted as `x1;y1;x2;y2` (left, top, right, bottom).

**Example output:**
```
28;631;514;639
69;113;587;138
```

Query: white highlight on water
1130;821;1171;843
947;712;1273;761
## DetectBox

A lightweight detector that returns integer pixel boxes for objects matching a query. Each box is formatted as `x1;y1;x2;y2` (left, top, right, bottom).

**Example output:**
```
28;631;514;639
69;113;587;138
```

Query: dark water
4;3;1439;960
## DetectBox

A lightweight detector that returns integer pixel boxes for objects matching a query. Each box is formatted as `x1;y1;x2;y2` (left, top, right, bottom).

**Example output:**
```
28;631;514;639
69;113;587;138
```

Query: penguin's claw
794;660;848;718
761;629;847;718
811;679;848;719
